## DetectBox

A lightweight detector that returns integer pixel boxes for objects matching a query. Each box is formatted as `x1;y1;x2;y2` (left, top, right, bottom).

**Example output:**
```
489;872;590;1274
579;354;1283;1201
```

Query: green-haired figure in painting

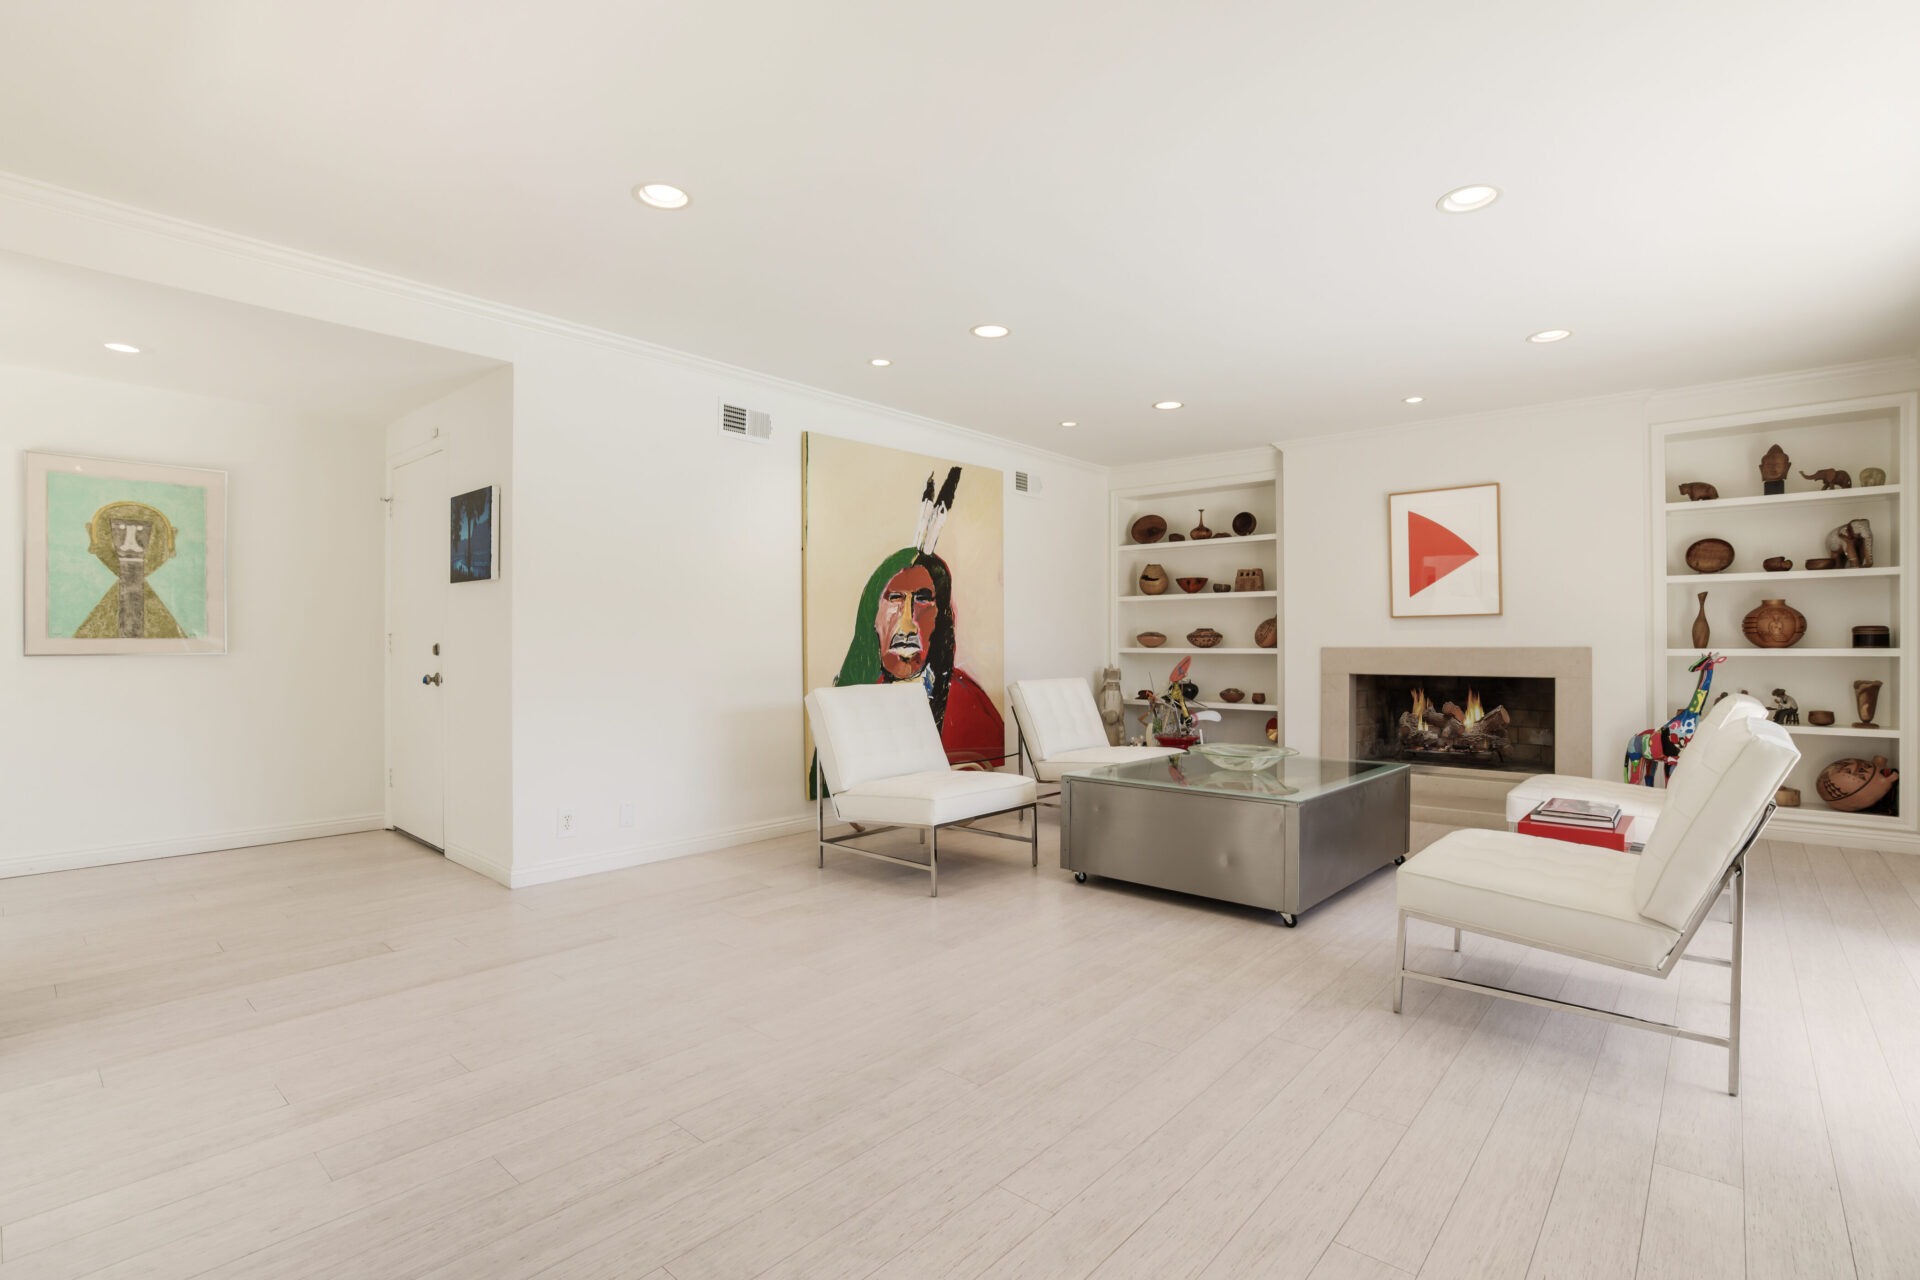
73;501;187;639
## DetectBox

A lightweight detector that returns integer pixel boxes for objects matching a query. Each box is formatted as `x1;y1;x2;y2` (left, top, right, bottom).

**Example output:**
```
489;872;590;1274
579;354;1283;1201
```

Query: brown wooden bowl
1130;514;1167;544
1219;688;1245;703
1763;556;1793;572
1177;576;1209;593
1186;628;1224;648
1804;557;1836;570
1684;538;1735;573
1136;631;1167;648
1167;533;1186;542
1807;710;1836;726
1232;511;1258;536
1212;584;1231;592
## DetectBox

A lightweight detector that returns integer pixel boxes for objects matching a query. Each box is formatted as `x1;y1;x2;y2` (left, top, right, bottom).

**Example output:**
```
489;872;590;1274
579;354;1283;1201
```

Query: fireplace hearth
1353;673;1555;772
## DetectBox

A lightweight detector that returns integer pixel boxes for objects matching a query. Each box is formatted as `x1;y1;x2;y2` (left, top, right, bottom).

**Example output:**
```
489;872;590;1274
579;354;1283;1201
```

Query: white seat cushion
1010;678;1111;764
1504;775;1667;827
1036;744;1185;782
1398;828;1682;969
833;769;1038;827
806;684;951;793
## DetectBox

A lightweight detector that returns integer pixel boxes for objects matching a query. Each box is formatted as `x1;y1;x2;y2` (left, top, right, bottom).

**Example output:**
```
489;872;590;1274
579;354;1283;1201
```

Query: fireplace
1352;673;1556;772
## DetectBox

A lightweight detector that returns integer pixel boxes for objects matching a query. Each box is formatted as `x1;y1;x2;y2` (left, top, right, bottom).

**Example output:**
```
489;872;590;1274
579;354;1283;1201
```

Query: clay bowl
1232;511;1258;537
1807;710;1836;726
1167;533;1186;542
1186;628;1225;649
1136;631;1167;648
1805;557;1837;570
1219;688;1246;703
1251;692;1267;704
1763;556;1793;572
1211;584;1231;593
1177;576;1209;593
1684;538;1735;573
1130;514;1167;544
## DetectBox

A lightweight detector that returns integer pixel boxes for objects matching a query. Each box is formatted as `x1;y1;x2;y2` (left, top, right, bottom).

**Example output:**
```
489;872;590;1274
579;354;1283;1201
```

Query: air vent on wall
719;401;773;443
1014;469;1043;498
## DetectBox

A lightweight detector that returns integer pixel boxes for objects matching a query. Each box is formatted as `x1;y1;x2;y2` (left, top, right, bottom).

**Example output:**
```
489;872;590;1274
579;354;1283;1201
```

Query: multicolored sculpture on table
1624;652;1726;786
1138;655;1221;749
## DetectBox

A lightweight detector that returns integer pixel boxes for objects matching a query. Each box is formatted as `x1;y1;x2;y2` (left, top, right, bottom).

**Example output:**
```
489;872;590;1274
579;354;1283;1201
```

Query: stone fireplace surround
1322;646;1594;783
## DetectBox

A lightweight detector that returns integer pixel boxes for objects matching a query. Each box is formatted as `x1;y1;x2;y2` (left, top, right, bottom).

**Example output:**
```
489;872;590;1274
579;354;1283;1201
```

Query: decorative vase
1139;564;1169;596
1189;509;1213;540
1741;598;1806;648
1691;592;1710;648
1186;628;1224;648
1854;679;1883;728
1254;617;1278;649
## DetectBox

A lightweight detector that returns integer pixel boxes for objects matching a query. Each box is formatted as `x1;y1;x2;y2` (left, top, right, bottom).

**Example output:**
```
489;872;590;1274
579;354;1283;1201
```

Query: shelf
1784;725;1900;738
1119;591;1276;602
1120;647;1275;656
1664;649;1900;658
1665;485;1901;513
1124;698;1273;713
1116;534;1277;553
1665;567;1900;584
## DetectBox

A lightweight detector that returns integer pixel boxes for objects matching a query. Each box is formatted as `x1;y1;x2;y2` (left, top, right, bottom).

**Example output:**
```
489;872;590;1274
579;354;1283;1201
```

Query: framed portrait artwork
24;451;228;655
1387;482;1501;618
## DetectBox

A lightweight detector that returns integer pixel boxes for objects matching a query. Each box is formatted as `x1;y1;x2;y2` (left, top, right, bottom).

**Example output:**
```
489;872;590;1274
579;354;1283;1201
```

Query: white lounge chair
806;683;1039;896
1396;709;1798;1095
1008;677;1184;798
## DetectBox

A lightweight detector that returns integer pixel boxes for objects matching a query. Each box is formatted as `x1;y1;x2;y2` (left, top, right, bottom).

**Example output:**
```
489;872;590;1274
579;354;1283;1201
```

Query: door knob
421;673;442;686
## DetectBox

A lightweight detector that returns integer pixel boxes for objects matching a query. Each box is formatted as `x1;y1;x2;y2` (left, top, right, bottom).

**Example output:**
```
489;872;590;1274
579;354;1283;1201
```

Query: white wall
0;365;386;874
386;368;515;881
1280;396;1655;776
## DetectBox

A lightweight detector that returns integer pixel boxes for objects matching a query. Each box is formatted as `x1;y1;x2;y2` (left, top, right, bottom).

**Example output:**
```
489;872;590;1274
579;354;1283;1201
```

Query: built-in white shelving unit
1110;459;1283;747
1651;394;1919;845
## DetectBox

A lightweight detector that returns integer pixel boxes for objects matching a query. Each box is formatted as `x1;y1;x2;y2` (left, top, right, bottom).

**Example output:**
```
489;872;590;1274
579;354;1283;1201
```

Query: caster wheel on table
1394;854;1406;866
1074;872;1087;883
1279;913;1297;928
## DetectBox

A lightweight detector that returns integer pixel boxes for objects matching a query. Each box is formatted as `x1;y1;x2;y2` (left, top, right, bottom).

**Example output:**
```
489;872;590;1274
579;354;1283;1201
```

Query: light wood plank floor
2;817;1917;1278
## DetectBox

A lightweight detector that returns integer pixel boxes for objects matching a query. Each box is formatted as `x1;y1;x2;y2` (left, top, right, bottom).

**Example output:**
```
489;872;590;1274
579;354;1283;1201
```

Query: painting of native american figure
802;434;1006;783
24;452;227;655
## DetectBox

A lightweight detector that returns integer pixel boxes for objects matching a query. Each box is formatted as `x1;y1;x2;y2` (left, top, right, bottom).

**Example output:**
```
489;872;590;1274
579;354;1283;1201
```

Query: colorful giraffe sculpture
1624;652;1726;785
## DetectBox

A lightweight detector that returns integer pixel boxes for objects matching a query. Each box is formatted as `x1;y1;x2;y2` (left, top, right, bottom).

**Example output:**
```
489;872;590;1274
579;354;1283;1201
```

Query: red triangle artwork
1407;511;1479;596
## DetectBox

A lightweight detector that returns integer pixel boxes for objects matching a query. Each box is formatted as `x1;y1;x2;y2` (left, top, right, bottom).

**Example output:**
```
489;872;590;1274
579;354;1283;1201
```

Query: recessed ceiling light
1437;184;1501;213
1527;329;1573;343
1059;421;1078;427
1403;396;1424;404
103;342;140;354
869;358;891;366
970;324;1010;339
632;182;690;209
1153;401;1183;410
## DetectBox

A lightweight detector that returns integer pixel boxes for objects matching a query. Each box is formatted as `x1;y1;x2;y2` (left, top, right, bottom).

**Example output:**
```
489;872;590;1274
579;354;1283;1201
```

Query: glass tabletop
1062;753;1407;803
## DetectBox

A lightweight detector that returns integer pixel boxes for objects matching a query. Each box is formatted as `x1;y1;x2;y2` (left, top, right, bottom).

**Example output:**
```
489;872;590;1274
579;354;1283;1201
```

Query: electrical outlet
619;803;636;828
557;809;577;838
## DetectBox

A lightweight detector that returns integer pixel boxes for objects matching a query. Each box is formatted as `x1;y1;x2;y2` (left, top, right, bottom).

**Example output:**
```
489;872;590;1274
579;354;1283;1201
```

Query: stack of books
1519;797;1630;850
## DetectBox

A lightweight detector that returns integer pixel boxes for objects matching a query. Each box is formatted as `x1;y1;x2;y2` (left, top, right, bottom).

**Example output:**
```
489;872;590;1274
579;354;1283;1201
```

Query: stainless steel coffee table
1060;753;1411;926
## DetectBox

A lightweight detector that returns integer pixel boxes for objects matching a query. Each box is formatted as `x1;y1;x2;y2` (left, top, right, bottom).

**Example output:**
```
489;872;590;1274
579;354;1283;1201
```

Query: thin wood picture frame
1387;482;1502;618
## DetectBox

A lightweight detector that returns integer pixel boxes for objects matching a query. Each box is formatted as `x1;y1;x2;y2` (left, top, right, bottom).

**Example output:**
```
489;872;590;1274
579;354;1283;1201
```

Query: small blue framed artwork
450;485;498;583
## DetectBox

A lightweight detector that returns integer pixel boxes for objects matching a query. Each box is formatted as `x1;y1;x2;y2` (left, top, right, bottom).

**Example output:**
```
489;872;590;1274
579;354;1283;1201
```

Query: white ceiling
0;250;501;419
0;2;1916;464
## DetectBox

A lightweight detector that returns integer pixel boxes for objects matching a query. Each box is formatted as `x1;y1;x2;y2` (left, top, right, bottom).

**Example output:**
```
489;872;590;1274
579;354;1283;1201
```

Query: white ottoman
1504;775;1664;848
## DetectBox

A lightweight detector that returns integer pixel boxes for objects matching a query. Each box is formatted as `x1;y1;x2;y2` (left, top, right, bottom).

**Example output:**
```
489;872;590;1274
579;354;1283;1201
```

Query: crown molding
1274;389;1654;451
1106;445;1279;491
1643;353;1920;422
0;170;1106;475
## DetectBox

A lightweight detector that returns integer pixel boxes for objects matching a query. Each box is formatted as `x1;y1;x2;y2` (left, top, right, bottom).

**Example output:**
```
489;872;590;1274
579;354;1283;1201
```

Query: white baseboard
0;814;389;880
444;842;514;887
1765;809;1920;855
504;813;816;888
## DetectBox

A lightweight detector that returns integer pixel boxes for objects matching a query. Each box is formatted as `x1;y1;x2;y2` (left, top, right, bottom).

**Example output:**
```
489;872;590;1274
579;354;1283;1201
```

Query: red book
1518;812;1631;852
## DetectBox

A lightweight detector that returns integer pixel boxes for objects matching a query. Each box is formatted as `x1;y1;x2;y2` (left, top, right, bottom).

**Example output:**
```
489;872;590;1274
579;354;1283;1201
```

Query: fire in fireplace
1353;673;1555;772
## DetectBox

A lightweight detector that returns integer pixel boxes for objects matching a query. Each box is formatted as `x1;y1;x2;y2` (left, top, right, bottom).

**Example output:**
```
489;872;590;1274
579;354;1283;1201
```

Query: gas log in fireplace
1353;673;1555;772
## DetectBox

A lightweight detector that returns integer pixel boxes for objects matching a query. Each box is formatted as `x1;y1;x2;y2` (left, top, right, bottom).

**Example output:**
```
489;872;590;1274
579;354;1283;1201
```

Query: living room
2;4;1917;1277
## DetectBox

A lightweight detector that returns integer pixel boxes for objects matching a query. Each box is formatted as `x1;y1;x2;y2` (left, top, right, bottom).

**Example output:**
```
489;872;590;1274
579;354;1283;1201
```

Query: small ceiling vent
1014;469;1043;498
719;401;772;443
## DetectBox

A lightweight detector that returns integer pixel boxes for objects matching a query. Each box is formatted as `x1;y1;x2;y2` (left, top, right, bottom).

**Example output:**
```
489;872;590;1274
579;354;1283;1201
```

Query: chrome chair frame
1013;725;1061;804
814;759;1039;897
1394;802;1774;1097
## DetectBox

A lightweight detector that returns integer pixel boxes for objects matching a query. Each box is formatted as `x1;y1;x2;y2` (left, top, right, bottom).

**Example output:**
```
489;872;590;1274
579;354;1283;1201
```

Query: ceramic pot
1211;584;1231;592
1231;511;1258;536
1807;710;1835;726
1763;557;1793;572
1177;576;1208;593
1685;538;1735;573
1136;631;1167;648
1186;628;1224;648
1861;467;1887;487
1167;533;1185;542
1741;599;1806;648
1853;625;1892;648
1691;592;1710;648
1775;787;1801;808
1219;688;1245;703
1189;510;1213;540
1139;564;1169;596
1130;514;1167;544
1817;756;1897;811
1251;692;1267;704
1254;617;1278;649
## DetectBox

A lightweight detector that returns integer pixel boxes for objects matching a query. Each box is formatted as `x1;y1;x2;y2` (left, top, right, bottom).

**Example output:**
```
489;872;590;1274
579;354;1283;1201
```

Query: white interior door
389;449;448;849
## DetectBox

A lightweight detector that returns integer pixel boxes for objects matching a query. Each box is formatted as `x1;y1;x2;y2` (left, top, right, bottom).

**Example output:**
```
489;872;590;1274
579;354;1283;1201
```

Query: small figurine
1759;444;1791;495
1099;666;1124;745
1826;518;1874;568
1769;688;1799;725
1860;466;1887;487
1676;481;1719;501
1800;468;1852;490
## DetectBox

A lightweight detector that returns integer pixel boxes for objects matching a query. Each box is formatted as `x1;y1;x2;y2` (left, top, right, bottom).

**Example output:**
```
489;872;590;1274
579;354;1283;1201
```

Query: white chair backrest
1691;691;1768;745
806;683;950;794
1009;678;1108;762
1634;713;1799;930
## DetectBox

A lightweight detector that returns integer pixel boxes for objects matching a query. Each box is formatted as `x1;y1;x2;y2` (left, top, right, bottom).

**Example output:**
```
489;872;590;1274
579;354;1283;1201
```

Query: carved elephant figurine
1826;518;1874;568
1675;482;1719;501
1800;468;1852;490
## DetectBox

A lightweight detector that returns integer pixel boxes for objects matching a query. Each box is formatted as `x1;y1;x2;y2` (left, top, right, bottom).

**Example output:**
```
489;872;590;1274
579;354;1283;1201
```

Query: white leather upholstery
1398;831;1681;968
1633;713;1798;930
1009;678;1110;763
1033;744;1185;782
1501;694;1770;826
806;684;950;794
832;769;1038;826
